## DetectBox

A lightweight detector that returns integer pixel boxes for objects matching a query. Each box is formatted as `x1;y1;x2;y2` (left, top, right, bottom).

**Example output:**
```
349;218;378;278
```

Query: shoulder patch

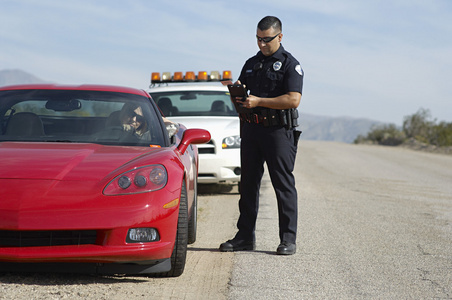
295;65;303;76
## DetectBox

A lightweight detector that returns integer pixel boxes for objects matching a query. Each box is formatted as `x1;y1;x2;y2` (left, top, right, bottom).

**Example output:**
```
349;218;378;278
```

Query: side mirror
177;128;211;154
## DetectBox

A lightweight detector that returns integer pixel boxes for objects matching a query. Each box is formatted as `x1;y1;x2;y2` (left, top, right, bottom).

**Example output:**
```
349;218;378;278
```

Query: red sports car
0;84;210;277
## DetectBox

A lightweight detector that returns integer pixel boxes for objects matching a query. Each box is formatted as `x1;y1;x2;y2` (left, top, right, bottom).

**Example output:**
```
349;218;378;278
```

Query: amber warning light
151;71;232;85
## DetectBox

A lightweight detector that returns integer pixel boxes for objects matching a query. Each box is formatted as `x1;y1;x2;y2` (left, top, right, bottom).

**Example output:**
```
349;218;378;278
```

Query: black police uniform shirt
238;44;303;102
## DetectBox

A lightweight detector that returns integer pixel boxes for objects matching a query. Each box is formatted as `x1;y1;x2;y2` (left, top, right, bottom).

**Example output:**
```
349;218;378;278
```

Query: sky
1;0;451;125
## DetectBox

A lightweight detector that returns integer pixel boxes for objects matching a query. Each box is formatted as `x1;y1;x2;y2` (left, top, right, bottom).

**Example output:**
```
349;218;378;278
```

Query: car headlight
103;165;167;195
222;135;241;149
127;228;160;243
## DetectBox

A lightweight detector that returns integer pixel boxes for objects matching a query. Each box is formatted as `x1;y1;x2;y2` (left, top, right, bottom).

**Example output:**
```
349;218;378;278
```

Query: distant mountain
299;113;381;143
0;69;48;86
0;69;380;143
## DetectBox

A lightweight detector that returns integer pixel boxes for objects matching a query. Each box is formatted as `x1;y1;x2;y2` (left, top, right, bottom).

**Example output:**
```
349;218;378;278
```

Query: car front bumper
0;180;181;274
197;148;241;184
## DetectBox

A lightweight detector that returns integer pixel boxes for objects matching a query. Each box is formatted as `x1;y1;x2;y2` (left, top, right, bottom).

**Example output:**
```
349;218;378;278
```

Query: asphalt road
227;141;452;299
1;141;451;299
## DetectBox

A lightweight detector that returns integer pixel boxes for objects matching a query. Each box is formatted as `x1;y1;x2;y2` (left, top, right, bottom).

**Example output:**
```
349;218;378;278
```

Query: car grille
0;230;97;247
198;140;215;154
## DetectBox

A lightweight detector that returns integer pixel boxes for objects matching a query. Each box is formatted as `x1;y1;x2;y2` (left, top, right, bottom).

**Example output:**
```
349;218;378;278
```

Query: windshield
150;90;237;117
0;89;166;147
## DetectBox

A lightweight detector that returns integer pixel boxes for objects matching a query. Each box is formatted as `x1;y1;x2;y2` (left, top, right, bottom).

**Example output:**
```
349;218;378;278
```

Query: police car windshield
151;91;237;117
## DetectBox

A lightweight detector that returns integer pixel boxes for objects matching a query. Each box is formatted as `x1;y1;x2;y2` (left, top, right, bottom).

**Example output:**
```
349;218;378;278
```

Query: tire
187;175;197;244
158;180;188;277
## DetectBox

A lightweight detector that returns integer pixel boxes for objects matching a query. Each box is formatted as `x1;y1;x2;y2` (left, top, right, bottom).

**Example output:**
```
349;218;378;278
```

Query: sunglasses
256;33;280;43
127;111;145;123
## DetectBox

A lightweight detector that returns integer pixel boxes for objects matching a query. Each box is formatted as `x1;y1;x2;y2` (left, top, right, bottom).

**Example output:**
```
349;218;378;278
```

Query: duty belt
240;108;298;129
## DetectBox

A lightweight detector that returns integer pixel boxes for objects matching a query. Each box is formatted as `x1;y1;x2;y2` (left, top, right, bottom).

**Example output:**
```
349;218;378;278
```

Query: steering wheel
94;126;139;143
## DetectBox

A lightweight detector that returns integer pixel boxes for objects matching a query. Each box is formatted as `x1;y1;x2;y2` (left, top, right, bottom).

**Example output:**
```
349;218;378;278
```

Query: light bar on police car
150;70;232;84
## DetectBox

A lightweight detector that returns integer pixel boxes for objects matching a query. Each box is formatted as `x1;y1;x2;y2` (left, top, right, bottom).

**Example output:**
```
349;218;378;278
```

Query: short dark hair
257;16;282;32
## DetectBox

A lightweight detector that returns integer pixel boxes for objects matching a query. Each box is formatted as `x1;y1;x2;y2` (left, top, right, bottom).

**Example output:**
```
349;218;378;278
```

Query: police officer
220;16;303;255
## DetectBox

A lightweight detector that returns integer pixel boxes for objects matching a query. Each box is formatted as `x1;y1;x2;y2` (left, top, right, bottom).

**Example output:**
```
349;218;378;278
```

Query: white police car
148;71;241;185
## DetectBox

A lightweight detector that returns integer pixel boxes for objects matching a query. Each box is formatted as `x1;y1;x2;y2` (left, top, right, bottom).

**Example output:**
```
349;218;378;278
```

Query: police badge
273;61;282;71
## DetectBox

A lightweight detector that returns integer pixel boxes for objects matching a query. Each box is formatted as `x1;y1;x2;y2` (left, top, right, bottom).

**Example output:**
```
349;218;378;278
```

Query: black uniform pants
236;122;298;244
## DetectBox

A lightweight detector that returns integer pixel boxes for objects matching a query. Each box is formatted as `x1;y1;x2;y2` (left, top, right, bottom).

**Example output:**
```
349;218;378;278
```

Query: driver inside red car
119;103;150;139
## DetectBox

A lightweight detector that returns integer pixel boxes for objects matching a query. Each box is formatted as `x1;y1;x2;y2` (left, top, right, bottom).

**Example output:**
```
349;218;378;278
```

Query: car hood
0;142;158;181
169;117;239;133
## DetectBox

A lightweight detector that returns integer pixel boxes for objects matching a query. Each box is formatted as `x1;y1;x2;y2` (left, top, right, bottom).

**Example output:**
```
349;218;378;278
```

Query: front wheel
188;174;198;244
158;180;188;277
